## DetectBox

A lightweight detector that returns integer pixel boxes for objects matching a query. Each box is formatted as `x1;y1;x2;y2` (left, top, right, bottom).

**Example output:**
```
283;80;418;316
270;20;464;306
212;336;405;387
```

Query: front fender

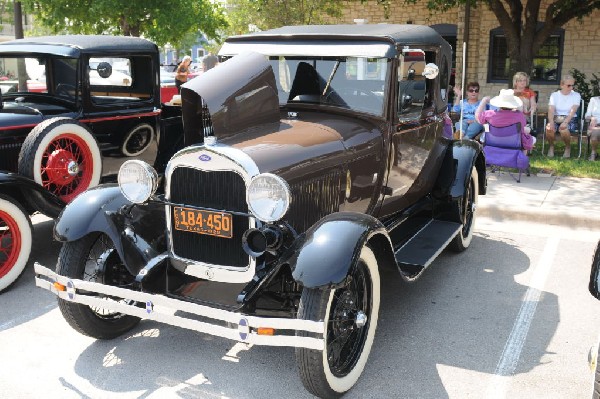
55;184;166;276
288;212;388;289
0;172;64;217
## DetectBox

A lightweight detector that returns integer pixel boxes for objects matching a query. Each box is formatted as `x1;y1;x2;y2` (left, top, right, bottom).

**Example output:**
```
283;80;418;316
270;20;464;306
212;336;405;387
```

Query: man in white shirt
585;96;600;160
546;75;581;158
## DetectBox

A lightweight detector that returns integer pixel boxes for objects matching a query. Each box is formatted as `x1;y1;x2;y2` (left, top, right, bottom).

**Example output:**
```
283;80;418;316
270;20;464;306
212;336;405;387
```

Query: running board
394;220;462;279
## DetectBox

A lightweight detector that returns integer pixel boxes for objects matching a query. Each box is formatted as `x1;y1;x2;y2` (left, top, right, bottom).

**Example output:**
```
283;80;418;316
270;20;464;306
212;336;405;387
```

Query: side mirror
96;62;113;79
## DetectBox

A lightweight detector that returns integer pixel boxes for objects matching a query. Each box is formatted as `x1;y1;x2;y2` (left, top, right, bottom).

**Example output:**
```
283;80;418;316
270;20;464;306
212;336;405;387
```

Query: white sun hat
490;88;523;109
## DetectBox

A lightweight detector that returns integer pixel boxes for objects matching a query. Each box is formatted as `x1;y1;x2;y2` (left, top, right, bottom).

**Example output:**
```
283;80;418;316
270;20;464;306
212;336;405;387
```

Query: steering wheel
56;83;76;99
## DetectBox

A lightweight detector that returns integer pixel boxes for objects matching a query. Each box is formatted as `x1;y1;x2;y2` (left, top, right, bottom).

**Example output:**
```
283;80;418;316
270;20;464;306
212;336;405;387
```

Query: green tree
226;0;343;34
370;0;600;83
20;0;227;47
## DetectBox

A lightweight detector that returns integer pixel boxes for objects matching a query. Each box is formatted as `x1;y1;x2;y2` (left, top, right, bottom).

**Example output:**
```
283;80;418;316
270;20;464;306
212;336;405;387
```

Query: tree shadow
61;233;558;398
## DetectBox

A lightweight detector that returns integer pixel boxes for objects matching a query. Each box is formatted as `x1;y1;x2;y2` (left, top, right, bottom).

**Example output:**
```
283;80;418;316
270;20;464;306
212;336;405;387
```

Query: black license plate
173;207;233;238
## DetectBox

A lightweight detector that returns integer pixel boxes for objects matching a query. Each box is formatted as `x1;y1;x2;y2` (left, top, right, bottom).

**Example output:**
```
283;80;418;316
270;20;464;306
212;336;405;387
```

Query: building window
488;26;564;84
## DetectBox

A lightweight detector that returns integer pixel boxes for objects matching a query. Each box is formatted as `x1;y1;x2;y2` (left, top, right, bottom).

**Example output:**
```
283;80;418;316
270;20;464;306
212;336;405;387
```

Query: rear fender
288;212;392;289
450;141;486;198
54;184;165;276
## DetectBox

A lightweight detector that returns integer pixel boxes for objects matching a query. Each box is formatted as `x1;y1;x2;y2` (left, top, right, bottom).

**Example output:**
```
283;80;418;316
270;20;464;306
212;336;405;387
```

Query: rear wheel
449;166;478;252
57;233;140;339
296;245;380;398
0;195;32;292
18;117;102;215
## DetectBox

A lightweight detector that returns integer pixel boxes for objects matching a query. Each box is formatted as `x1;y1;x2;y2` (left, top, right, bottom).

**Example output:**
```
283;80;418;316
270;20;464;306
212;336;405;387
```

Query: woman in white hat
475;89;535;150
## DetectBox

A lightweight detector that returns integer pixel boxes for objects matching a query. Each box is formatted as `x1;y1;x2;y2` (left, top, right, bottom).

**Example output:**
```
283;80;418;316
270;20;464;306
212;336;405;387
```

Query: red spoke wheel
0;195;32;292
18;117;102;216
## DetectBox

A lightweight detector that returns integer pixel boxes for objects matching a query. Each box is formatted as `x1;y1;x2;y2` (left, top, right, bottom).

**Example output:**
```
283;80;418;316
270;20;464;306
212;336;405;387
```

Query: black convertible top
226;24;448;47
0;35;158;57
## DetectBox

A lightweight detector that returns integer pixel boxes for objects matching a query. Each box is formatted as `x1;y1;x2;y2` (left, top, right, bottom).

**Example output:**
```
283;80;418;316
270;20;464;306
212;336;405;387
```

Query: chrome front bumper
34;263;324;350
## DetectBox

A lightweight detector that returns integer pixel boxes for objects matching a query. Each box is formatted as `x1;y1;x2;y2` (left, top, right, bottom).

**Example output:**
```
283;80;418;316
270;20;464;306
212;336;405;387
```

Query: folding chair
482;122;529;183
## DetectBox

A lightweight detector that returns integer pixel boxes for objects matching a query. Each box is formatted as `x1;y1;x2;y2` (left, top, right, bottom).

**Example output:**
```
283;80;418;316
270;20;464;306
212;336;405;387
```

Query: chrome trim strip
35;263;324;351
164;144;261;283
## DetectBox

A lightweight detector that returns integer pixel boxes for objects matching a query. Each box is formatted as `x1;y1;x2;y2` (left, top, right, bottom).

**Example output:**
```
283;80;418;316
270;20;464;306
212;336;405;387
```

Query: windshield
0;56;77;99
269;56;389;116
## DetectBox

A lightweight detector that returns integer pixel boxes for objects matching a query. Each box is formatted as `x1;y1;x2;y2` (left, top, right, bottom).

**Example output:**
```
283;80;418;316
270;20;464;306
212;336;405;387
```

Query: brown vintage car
35;24;487;398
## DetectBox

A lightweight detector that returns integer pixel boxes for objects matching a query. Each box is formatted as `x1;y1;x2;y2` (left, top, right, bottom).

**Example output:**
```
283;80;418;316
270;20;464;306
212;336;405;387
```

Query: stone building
338;1;600;112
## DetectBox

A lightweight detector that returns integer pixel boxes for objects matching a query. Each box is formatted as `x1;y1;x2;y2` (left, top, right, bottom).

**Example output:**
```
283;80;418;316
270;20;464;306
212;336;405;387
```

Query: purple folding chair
482;122;529;182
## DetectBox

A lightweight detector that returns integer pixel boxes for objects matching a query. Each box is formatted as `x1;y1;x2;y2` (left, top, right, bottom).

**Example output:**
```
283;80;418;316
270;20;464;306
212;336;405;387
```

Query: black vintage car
0;35;183;291
589;241;600;398
35;25;486;398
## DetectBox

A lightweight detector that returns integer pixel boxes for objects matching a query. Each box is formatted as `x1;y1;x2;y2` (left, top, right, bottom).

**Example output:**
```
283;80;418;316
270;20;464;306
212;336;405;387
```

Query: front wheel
449;166;478;252
57;233;140;339
0;195;32;292
296;245;380;398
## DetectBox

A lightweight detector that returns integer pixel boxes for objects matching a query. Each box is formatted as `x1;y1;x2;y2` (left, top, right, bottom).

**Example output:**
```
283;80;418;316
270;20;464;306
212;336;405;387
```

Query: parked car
0;35;184;292
160;69;177;103
35;24;487;398
589;241;600;398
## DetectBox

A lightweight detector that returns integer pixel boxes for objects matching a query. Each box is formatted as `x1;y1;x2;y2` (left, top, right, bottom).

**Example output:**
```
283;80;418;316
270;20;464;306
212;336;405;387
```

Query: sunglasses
468;89;479;93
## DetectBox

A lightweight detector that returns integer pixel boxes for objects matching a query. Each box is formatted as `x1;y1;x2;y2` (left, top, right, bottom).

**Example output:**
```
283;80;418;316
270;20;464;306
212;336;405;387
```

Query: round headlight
246;173;291;222
118;160;158;204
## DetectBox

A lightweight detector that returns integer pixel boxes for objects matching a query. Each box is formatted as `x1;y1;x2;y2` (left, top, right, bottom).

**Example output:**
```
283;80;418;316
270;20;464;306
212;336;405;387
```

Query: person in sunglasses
546;75;581;158
452;82;487;139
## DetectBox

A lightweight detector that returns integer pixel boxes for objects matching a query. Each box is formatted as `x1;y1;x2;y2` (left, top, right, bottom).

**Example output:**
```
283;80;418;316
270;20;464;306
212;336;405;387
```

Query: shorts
552;116;579;132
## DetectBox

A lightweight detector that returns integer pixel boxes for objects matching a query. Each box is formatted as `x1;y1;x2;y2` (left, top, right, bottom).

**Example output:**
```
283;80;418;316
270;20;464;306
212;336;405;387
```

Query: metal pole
459;41;466;139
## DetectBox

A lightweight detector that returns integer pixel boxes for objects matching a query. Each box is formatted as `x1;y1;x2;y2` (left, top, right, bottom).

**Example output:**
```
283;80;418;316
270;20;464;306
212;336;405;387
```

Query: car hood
180;51;280;145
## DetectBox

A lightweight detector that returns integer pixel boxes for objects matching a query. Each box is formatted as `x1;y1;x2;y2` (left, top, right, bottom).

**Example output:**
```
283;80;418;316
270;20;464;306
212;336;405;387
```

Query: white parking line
485;236;559;399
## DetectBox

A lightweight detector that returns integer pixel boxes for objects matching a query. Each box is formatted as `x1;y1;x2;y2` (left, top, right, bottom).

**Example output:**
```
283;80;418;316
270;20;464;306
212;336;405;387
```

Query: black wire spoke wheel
327;265;371;377
56;233;140;339
296;245;380;398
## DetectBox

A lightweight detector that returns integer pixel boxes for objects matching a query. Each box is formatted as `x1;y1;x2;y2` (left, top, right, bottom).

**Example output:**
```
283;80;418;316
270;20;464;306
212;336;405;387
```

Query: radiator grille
0;143;21;172
287;171;342;233
169;167;249;267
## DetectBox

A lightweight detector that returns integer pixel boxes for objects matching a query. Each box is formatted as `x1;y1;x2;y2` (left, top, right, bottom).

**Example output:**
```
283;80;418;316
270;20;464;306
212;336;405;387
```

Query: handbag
553;115;566;124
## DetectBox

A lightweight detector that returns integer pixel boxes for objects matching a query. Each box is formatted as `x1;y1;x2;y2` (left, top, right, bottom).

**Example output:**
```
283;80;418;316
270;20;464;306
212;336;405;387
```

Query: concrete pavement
477;171;600;228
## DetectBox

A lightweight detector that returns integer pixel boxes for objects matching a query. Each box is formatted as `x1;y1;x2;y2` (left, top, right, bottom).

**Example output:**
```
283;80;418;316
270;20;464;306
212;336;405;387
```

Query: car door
81;55;160;178
378;49;442;217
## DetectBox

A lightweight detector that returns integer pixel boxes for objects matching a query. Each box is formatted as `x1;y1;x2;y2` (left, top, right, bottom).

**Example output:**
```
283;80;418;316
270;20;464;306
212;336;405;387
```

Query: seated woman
545;74;581;158
475;89;536;152
513;71;537;118
586;95;600;161
452;82;487;139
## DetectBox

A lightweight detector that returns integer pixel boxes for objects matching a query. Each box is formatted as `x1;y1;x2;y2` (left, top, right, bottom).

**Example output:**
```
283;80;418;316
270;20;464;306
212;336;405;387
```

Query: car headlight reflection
118;160;158;204
246;173;291;222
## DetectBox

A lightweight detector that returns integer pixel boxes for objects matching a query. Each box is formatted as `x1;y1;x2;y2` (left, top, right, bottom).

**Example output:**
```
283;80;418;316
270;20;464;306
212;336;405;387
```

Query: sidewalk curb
478;204;596;228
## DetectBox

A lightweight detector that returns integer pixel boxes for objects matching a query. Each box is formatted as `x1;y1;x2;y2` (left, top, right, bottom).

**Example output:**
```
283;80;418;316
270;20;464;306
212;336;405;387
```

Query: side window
89;57;147;105
440;54;449;103
398;50;426;120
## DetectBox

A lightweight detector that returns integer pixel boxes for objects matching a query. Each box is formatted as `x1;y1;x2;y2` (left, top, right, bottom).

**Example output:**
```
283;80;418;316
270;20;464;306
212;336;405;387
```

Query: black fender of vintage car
589;241;600;299
450;140;487;198
0;172;64;217
54;184;166;276
287;212;392;289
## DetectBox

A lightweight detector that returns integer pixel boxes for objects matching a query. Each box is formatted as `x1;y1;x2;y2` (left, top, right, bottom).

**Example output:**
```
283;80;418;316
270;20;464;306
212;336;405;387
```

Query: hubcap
41;133;94;203
46;149;79;185
0;210;21;278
